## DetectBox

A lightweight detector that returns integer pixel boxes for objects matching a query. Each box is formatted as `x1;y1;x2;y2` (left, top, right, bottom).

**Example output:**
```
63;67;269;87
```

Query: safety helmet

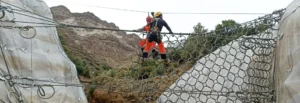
146;16;152;22
154;12;162;18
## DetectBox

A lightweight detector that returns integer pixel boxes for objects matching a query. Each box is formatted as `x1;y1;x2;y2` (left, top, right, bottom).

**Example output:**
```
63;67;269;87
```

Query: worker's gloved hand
169;31;174;37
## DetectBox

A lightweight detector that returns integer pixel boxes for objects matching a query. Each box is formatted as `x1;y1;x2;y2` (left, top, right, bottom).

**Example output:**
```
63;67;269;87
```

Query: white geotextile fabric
157;28;278;102
0;0;87;103
276;0;300;103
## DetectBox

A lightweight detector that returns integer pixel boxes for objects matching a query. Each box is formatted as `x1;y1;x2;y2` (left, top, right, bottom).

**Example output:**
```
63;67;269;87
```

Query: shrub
82;67;90;77
108;69;116;77
103;64;112;71
89;82;97;96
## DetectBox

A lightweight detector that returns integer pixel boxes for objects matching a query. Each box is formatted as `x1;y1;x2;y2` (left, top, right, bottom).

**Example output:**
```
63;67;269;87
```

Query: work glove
169;31;174;37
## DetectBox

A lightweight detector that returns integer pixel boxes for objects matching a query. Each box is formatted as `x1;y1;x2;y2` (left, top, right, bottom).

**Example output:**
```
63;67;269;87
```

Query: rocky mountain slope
50;5;190;102
51;5;140;70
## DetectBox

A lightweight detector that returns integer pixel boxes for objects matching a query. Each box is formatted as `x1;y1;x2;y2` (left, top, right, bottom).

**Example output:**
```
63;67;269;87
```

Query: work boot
164;59;169;67
140;48;145;57
141;58;145;64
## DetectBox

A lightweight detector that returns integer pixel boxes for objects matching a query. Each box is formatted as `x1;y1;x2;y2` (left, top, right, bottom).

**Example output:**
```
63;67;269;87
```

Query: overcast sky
44;0;293;34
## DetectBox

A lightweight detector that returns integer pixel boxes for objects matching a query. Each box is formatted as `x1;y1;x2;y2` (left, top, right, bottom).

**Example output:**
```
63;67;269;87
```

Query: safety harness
150;18;160;33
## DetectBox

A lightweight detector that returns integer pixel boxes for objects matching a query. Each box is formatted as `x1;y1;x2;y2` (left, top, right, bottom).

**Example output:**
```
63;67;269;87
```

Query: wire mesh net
91;9;285;103
157;34;276;103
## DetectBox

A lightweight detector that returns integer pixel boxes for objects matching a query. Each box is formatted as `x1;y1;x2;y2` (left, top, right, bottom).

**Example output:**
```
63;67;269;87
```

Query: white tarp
276;0;300;103
0;0;87;103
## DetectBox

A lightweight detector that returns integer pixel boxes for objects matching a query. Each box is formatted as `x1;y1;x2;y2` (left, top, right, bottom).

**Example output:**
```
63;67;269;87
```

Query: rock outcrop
51;5;141;69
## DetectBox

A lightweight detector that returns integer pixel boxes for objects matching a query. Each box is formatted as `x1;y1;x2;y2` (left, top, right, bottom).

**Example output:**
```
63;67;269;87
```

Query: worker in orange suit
142;12;173;66
137;14;159;59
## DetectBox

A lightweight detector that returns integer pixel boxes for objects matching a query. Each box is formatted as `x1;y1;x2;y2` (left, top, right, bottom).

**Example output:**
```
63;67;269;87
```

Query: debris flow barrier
0;0;289;102
132;9;285;103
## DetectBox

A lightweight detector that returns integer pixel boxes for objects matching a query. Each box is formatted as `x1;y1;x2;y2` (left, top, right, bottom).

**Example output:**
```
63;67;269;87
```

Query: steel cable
0;1;56;22
37;85;55;99
44;0;271;15
8;91;21;103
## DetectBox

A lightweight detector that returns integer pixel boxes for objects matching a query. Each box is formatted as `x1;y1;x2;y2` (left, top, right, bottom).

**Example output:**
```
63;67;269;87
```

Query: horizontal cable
0;20;56;25
0;25;56;28
0;0;56;22
163;12;268;15
45;0;270;15
10;11;56;23
0;1;284;37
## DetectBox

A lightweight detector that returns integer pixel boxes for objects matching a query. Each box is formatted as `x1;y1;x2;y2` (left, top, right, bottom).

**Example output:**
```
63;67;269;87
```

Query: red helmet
146;16;152;22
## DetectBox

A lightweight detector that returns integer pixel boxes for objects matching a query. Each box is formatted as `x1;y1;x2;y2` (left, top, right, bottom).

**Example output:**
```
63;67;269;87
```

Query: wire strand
0;1;56;22
11;11;56;24
0;20;56;25
45;0;270;15
0;1;283;37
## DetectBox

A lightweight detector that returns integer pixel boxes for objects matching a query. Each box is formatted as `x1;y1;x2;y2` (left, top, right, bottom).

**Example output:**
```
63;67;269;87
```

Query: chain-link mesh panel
158;34;277;103
90;9;285;103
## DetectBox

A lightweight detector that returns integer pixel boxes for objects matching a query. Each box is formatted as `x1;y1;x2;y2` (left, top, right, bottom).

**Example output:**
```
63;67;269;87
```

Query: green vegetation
129;59;167;80
89;82;97;96
168;19;270;64
58;30;90;77
57;28;175;80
